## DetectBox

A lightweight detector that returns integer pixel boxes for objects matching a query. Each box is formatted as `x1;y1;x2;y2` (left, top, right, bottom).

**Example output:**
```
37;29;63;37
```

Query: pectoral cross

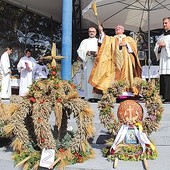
118;36;122;43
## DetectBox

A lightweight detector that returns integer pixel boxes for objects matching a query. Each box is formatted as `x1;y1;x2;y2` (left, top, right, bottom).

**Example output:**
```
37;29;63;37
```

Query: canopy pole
61;0;72;80
147;0;151;81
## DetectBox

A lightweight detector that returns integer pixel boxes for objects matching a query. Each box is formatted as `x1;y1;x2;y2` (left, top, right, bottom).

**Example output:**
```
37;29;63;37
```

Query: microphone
158;47;161;53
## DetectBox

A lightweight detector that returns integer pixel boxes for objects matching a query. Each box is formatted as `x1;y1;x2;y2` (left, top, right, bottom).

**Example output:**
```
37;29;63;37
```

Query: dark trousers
160;75;170;101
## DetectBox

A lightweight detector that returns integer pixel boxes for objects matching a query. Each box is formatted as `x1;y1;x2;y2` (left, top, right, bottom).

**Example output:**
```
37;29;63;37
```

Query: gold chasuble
88;35;141;92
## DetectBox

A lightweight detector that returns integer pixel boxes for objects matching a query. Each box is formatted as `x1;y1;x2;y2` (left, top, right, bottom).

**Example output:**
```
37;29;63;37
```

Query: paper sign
39;148;55;168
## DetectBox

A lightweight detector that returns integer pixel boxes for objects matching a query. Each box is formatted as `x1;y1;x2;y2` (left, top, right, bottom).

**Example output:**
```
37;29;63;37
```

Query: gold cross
125;106;133;121
40;42;64;67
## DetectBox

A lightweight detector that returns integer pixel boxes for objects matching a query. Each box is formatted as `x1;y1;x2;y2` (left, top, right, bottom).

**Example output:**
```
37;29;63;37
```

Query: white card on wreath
39;148;55;168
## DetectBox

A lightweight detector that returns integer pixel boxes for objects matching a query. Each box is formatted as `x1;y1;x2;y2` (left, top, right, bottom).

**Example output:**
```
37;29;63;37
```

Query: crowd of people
0;17;170;103
77;17;170;103
0;48;49;99
77;24;142;101
88;24;141;94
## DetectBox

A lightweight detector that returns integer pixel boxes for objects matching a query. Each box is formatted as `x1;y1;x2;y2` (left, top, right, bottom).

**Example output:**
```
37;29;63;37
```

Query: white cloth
110;125;154;153
110;125;129;152
77;37;101;99
0;51;11;98
142;66;159;79
154;34;170;75
17;56;37;96
33;64;49;80
11;78;19;87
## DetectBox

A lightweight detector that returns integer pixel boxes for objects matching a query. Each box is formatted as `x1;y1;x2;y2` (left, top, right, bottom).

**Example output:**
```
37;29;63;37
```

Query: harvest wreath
0;65;95;170
98;78;164;168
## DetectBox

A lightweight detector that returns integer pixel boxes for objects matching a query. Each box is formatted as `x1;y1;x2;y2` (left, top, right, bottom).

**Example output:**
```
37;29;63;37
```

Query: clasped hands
20;66;32;71
86;51;97;57
158;40;166;48
119;42;127;47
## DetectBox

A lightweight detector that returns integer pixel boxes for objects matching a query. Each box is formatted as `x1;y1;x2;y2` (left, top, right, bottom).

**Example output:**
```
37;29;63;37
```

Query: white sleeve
77;40;88;62
154;35;164;61
165;40;170;57
154;43;161;61
30;57;37;70
17;59;24;72
126;43;133;53
1;54;10;74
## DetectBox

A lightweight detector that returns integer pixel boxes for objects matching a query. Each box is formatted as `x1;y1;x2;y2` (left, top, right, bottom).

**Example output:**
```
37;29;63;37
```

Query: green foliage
13;148;40;170
0;121;5;137
56;133;73;150
103;144;158;162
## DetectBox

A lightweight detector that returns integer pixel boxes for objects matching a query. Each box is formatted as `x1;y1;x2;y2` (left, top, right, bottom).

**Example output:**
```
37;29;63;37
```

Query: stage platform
0;102;170;170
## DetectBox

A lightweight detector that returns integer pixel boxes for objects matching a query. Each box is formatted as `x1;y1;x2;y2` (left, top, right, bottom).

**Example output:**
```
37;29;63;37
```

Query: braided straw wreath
0;65;95;170
98;78;164;162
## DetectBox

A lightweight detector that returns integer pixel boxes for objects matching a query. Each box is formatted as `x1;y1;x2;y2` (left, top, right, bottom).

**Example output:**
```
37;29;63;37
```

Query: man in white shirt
17;49;37;96
154;17;170;103
0;47;12;99
77;27;101;101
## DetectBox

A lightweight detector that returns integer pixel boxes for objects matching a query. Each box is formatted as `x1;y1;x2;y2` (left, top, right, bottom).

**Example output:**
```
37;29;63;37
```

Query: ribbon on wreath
110;123;155;153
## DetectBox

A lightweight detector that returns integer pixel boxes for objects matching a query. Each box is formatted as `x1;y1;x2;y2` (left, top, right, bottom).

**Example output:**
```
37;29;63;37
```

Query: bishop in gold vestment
88;25;141;93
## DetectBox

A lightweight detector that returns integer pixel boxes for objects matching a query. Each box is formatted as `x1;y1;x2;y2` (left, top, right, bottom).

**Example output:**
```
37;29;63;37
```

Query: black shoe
163;99;170;104
163;101;170;104
1;98;10;100
88;98;100;103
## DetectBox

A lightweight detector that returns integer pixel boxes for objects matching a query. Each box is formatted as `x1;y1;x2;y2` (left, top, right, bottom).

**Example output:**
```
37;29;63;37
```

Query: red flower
51;71;56;75
58;148;64;152
56;98;62;103
55;84;60;88
149;151;153;155
77;157;83;163
41;138;45;143
74;152;79;157
145;144;150;147
51;66;56;70
40;99;45;104
110;148;115;155
71;84;76;89
37;117;42;123
129;156;133;159
29;97;36;103
135;154;139;159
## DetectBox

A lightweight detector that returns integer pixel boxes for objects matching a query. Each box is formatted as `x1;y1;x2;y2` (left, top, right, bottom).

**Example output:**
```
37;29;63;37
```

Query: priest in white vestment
33;59;49;80
0;47;12;99
17;49;37;96
77;27;101;101
154;17;170;103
